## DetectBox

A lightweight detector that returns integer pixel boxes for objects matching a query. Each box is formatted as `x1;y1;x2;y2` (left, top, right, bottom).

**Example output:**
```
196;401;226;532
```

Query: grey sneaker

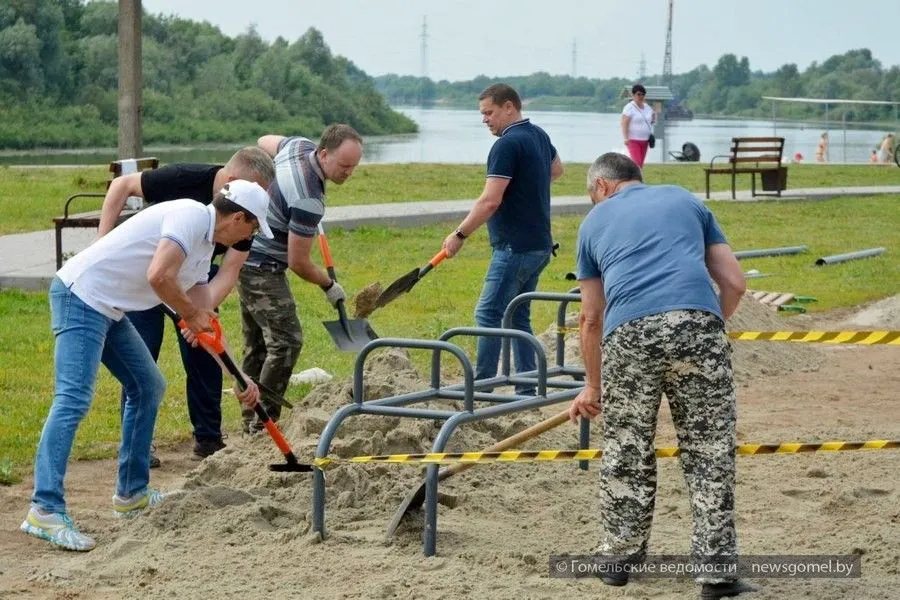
20;507;96;552
112;488;168;517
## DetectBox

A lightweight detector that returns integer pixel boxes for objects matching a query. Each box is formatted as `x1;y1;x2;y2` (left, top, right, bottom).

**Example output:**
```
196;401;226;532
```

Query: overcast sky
139;0;899;81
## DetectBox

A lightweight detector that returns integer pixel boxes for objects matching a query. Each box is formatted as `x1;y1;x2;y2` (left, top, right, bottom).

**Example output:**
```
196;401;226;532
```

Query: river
0;107;889;166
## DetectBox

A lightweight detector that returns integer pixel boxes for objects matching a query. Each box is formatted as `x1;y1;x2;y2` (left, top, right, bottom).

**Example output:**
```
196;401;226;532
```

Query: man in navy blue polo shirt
443;83;563;394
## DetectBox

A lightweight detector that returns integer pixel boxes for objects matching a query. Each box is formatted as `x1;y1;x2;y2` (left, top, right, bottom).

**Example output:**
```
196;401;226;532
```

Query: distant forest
0;1;415;150
375;49;900;123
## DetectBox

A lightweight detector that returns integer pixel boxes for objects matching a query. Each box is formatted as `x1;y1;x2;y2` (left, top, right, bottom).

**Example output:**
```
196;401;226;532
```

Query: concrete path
1;185;898;291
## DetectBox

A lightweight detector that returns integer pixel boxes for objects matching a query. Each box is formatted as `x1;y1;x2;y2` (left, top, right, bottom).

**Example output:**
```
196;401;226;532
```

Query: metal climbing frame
311;291;586;556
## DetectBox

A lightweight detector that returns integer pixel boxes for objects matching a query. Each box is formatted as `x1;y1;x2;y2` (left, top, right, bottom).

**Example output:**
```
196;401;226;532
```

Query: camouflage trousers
596;310;737;583
237;265;303;432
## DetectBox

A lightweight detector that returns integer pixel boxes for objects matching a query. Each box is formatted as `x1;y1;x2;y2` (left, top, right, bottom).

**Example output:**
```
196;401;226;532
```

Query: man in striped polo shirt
238;124;363;432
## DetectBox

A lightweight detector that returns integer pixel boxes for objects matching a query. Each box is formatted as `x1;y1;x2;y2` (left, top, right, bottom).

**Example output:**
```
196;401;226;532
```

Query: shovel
162;305;312;473
375;248;449;310
384;409;570;539
316;224;378;352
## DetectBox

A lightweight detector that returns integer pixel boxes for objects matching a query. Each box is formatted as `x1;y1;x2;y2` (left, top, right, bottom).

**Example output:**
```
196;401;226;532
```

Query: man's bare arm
257;135;286;158
97;173;143;237
550;155;564;182
147;239;211;333
705;243;746;319
206;248;249;308
287;232;331;287
578;277;606;390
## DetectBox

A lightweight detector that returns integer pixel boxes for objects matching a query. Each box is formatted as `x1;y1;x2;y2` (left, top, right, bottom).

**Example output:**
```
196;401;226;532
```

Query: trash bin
761;167;788;192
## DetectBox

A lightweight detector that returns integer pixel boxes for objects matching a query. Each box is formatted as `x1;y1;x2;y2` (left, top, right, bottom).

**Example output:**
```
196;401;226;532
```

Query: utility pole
571;38;577;78
118;0;142;157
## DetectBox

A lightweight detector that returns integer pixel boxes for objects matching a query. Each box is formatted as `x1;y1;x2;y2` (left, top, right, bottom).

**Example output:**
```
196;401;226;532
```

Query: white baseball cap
221;180;273;239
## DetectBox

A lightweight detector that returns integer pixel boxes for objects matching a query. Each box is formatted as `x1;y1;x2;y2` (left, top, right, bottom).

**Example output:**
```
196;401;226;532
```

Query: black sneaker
193;437;226;459
149;443;161;468
700;580;759;600
600;573;628;587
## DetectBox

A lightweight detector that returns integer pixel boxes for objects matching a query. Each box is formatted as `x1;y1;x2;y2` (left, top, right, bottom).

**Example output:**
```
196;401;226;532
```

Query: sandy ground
1;297;898;600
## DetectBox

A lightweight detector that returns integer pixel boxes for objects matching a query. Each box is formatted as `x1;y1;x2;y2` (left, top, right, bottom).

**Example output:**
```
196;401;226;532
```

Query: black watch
454;228;467;240
320;279;335;292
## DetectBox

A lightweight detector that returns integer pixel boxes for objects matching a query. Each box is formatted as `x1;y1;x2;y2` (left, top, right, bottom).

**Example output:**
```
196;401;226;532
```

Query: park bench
704;137;786;199
53;157;158;268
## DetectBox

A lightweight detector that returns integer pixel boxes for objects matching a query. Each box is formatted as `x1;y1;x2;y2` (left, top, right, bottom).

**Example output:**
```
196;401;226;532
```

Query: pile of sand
22;298;896;600
842;294;900;329
538;297;824;383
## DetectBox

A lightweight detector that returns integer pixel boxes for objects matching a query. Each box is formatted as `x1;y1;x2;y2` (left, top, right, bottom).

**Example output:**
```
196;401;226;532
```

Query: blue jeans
32;278;165;514
474;247;551;394
122;264;222;441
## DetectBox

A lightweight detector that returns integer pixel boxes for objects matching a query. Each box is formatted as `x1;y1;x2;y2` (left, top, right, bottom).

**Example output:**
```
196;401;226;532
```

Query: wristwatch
454;228;467;240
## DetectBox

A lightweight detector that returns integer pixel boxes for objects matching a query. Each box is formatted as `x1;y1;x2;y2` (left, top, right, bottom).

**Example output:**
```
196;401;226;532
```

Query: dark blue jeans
474;246;551;394
120;266;223;441
34;279;164;513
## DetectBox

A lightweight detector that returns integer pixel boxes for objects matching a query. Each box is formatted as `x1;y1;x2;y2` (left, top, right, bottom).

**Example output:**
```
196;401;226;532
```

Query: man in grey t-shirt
238;124;363;432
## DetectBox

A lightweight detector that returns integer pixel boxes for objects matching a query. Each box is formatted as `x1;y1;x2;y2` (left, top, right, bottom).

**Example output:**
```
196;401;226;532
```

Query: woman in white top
621;83;656;167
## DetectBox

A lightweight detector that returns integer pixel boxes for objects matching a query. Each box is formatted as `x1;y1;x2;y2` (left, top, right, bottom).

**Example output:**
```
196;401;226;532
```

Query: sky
139;0;900;82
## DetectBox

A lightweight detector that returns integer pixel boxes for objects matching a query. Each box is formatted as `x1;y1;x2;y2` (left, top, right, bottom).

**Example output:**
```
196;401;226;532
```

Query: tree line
375;49;900;123
0;1;415;150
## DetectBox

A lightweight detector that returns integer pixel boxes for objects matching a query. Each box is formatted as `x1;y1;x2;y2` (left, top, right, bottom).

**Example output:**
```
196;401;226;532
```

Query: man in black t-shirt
97;147;275;462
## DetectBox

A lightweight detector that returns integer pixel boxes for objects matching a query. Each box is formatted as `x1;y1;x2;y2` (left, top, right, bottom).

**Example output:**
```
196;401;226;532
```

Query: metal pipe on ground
734;245;808;260
815;247;886;266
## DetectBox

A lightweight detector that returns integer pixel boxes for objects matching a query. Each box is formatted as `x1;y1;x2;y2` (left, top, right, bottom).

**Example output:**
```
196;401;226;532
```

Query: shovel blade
375;268;420;308
323;318;378;352
385;481;427;540
269;462;314;472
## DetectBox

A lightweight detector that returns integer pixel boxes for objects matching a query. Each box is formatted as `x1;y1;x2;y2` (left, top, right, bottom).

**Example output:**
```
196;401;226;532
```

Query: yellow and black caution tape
312;440;900;468
728;330;899;345
556;328;899;344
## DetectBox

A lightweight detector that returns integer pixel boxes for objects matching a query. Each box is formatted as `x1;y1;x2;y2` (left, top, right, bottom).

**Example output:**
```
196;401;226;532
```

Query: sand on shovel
352;281;383;319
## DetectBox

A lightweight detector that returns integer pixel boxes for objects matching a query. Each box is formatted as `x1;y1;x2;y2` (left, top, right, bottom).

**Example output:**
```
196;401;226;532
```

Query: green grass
1;194;898;480
1;162;898;234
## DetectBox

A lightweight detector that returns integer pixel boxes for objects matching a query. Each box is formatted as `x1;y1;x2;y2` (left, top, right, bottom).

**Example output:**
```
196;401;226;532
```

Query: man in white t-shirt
21;180;272;552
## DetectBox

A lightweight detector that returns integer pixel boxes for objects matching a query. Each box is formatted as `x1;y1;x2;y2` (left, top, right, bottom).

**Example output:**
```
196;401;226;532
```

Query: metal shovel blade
269;461;314;472
375;267;420;309
384;410;571;540
323;318;378;352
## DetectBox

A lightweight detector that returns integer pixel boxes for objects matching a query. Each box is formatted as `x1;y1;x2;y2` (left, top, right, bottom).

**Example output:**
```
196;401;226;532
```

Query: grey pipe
734;245;808;260
815;247;886;266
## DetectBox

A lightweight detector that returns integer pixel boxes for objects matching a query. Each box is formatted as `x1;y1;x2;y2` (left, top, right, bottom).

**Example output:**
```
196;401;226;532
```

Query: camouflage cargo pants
237;265;303;432
596;310;737;582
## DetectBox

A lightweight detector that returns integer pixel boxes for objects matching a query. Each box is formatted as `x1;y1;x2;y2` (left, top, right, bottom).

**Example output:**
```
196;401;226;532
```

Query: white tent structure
763;96;900;162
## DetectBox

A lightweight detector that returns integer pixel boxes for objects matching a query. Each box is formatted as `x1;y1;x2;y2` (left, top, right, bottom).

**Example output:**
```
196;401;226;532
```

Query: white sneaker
112;488;168;517
20;507;96;551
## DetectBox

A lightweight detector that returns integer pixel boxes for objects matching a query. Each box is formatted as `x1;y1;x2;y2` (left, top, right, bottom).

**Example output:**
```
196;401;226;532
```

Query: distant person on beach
870;149;879;163
878;133;895;163
620;84;656;167
815;132;828;162
441;82;563;395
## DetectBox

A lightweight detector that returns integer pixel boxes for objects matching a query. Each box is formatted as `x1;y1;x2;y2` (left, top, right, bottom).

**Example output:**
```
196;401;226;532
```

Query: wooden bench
53;157;158;268
704;137;786;199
